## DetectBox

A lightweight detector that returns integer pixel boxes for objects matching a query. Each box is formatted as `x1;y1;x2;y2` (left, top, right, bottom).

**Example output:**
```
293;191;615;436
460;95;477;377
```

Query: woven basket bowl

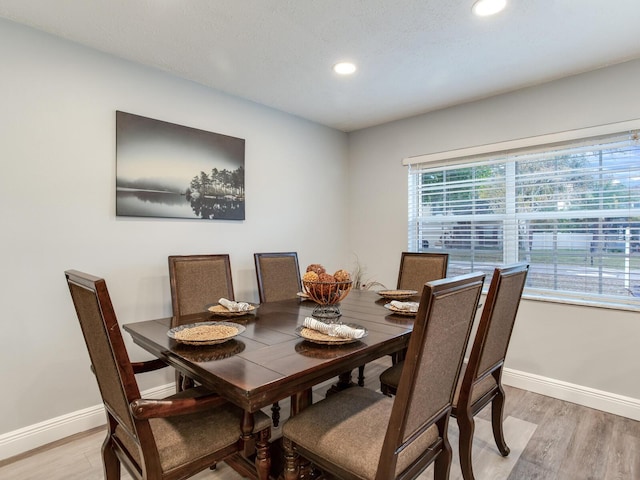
302;280;353;305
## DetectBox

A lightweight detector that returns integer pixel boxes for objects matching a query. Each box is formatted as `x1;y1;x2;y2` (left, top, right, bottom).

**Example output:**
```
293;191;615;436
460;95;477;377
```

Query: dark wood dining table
123;289;414;479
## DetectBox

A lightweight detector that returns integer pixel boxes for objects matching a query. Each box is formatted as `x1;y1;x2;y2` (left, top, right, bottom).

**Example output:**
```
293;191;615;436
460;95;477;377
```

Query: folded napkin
303;317;366;339
389;301;419;312
219;298;251;312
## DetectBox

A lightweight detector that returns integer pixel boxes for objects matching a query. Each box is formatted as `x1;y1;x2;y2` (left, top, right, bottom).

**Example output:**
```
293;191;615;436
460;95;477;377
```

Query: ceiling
2;1;640;132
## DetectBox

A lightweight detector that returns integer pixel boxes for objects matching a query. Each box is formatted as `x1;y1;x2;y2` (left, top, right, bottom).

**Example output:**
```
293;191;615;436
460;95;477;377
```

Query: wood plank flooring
2;357;639;480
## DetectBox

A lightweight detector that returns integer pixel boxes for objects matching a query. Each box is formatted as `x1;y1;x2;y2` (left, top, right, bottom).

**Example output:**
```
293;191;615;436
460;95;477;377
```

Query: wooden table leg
241;411;256;457
227;411;271;480
326;370;356;396
290;389;313;416
255;428;271;480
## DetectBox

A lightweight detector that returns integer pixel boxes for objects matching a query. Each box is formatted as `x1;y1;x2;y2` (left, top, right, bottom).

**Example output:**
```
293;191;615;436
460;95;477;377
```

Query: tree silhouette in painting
186;166;245;219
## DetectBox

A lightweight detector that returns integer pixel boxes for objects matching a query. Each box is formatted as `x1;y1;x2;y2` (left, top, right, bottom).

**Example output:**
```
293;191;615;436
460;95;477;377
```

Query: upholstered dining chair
168;254;235;391
282;272;485;480
360;250;451;385
254;252;302;303
168;254;235;321
380;263;529;480
358;251;450;387
253;252;303;427
397;251;449;293
65;270;271;480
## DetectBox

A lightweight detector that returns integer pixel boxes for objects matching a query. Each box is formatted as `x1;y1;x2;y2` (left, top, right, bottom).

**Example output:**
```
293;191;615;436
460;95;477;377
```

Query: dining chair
253;252;302;427
358;251;450;386
397;251;449;293
65;270;271;480
168;254;235;321
254;252;302;303
282;272;485;480
380;263;529;480
168;254;234;391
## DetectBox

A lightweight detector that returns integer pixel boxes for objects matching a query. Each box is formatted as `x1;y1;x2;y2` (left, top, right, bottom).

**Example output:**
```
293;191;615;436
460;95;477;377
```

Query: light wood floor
2;357;639;480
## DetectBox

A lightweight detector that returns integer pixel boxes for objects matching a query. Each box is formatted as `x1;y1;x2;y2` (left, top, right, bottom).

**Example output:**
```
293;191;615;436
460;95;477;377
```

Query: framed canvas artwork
116;111;245;220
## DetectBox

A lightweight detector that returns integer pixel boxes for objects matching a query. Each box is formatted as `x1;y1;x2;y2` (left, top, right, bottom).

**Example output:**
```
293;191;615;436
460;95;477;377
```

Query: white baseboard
0;383;175;462
503;368;640;421
3;373;640;462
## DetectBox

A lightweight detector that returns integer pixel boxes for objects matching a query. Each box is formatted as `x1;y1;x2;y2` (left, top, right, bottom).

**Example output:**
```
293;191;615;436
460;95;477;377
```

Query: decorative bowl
302;280;352;319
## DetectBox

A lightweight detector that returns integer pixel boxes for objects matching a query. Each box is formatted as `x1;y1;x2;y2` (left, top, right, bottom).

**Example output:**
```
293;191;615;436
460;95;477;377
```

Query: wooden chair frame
254;252;302;303
253;251;302;427
168;254;234;391
452;263;529;480
168;254;234;318
397;251;449;292
283;273;485;480
65;269;271;480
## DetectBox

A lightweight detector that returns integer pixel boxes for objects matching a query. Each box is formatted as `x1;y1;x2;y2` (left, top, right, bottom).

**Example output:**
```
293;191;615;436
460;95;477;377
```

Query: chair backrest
461;263;529;398
254;252;302;303
396;252;449;292
377;272;485;479
168;254;234;322
65;270;154;458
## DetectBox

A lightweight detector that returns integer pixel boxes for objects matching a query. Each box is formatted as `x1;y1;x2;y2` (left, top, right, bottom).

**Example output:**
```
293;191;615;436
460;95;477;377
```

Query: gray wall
0;19;349;436
347;58;640;400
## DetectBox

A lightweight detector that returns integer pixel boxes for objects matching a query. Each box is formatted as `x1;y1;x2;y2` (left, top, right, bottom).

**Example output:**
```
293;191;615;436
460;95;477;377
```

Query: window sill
521;290;640;313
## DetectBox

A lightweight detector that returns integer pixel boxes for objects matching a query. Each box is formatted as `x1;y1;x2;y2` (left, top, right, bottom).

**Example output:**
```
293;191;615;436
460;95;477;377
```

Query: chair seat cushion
379;361;403;391
282;387;439;480
116;386;271;473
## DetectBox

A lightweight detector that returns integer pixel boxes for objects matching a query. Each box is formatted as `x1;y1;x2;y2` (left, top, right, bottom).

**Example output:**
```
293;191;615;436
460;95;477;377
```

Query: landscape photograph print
116;111;245;220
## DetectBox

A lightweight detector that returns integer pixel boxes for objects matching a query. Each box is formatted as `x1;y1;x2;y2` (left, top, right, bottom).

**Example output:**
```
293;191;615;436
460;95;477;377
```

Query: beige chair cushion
379;361;403;391
282;387;439;480
116;387;271;474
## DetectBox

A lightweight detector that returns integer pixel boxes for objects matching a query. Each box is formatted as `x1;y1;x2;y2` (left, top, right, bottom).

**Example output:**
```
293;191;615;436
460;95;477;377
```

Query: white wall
348;58;640;402
0;19;349;437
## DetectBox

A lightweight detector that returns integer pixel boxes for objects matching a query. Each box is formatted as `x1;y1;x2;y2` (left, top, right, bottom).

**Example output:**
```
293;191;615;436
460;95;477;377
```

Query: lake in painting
116;189;245;220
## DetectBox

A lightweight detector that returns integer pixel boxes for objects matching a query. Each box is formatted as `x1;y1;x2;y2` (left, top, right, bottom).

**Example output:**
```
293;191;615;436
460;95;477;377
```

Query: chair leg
272;402;281;427
491;388;510;456
102;438;120;480
283;437;299;480
457;411;476;480
380;382;396;397
175;371;195;392
392;348;407;364
434;422;453;480
357;365;365;387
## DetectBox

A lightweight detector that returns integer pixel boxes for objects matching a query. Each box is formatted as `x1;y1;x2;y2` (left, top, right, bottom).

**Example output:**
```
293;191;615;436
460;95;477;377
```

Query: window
407;125;640;309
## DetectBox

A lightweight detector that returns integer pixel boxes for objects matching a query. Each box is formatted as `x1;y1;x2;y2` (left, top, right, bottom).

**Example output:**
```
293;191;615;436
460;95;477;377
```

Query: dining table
123;289;416;480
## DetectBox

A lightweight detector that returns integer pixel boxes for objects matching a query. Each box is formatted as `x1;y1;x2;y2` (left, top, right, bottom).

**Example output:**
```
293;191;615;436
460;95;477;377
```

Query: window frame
406;120;640;312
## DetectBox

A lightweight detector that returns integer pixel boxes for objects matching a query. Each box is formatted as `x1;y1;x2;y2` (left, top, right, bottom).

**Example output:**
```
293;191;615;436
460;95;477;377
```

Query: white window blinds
408;128;640;308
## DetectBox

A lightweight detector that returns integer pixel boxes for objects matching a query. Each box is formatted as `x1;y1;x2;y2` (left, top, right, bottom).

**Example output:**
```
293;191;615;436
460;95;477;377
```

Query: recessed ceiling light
472;0;507;17
333;62;357;75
